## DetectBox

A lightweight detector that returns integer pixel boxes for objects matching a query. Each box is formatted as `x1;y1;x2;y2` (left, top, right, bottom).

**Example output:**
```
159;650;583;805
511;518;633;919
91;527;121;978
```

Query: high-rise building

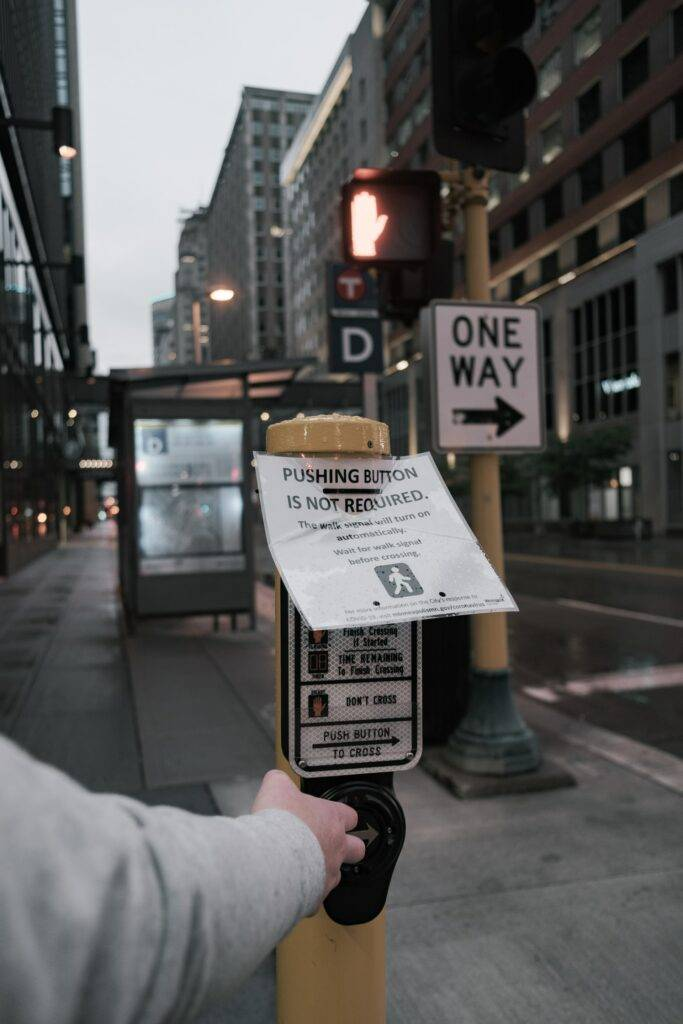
151;296;176;366
0;0;93;574
207;86;314;363
476;0;683;534
281;4;386;361
174;207;209;365
378;0;683;533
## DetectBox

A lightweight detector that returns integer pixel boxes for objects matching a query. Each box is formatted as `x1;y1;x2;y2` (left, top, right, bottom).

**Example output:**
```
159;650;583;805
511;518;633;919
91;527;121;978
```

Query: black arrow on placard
312;736;400;749
451;396;524;437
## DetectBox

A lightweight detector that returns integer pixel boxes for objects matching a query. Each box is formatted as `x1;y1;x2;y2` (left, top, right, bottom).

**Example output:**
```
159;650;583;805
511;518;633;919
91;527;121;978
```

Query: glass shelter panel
133;418;246;576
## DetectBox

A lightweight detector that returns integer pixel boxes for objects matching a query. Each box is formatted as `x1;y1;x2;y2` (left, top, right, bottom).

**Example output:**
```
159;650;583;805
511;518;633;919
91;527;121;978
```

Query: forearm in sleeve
0;737;324;1024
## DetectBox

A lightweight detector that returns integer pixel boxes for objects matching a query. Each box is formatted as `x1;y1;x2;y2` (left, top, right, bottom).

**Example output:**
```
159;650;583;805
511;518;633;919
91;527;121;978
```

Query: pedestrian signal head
341;169;441;267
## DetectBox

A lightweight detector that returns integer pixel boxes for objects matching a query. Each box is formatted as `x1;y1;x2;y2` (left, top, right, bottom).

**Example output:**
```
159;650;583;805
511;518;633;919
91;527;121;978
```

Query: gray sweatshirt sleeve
0;735;325;1024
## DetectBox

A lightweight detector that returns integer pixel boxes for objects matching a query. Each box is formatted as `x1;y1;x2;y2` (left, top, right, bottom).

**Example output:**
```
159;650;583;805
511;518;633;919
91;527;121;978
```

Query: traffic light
378;240;454;325
341;169;441;267
430;0;537;172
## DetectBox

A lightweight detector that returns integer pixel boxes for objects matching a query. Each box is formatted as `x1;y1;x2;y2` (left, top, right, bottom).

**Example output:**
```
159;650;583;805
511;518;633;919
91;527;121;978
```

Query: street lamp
0;104;77;159
192;286;236;364
208;287;235;303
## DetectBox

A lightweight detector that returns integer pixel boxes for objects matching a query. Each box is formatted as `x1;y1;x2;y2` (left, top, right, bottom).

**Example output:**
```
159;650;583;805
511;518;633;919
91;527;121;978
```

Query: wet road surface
507;553;683;758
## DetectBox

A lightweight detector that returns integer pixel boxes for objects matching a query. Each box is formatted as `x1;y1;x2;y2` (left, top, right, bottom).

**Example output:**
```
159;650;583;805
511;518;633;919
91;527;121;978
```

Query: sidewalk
1;525;682;1023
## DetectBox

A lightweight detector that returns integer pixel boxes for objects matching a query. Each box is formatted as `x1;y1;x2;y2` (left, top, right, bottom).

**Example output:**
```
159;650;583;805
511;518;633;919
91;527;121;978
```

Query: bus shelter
109;360;360;627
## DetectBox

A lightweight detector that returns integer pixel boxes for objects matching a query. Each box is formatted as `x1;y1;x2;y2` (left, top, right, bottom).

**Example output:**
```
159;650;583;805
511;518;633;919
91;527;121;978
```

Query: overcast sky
77;0;367;373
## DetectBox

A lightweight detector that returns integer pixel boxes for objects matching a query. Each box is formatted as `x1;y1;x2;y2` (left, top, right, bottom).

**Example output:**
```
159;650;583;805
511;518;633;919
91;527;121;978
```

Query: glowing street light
209;287;235;303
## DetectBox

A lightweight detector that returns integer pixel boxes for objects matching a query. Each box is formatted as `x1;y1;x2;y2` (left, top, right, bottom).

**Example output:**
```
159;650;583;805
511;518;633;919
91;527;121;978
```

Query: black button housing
304;775;406;925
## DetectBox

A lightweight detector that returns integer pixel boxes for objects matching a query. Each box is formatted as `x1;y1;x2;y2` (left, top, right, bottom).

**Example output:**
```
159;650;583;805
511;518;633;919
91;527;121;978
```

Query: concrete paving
1;525;682;1023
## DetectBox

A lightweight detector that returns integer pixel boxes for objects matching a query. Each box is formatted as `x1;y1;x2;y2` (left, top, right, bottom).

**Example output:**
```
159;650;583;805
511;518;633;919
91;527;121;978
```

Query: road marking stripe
556;598;683;629
507;552;683;579
524;662;683;702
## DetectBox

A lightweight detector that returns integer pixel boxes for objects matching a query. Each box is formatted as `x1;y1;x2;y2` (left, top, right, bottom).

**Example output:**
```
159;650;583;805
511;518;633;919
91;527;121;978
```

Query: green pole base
446;668;540;776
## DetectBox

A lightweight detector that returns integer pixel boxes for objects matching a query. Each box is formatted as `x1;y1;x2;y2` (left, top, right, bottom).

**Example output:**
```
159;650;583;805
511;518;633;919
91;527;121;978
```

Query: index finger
337;802;358;832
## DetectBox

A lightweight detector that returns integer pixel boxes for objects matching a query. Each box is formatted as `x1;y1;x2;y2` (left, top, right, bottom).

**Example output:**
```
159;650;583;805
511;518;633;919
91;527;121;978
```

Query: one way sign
426;300;544;452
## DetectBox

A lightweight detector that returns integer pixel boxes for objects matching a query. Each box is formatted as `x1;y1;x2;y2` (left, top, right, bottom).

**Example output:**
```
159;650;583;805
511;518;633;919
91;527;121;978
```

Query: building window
621;0;644;18
621;38;649;98
666;352;681;419
660;257;679;313
509;271;525;300
621;118;650;174
512;208;529;247
574;8;601;65
618;198;645;242
543;183;564;227
675;92;683;139
571;281;638;422
543;318;555;431
674;5;683;55
577;226;599;264
489;230;501;263
578;153;603;203
576;82;601;133
540;250;559;284
359;77;366;103
538;50;562;100
671;172;683;216
360;119;367;143
488;174;502;210
541;119;563;164
539;0;561;32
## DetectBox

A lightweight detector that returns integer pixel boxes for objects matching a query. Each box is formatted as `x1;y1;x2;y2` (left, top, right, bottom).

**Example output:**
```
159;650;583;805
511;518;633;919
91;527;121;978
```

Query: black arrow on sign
451;396;524;437
312;736;400;749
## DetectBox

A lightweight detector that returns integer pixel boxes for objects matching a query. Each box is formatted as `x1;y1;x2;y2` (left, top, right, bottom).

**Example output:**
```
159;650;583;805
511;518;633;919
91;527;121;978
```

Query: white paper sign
255;451;517;630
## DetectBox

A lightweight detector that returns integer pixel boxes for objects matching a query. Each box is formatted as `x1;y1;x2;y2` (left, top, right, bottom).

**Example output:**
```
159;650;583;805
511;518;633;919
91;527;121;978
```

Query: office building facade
281;3;386;360
174;206;209;365
0;0;93;574
478;0;683;534
377;0;683;533
151;296;176;366
207;86;314;363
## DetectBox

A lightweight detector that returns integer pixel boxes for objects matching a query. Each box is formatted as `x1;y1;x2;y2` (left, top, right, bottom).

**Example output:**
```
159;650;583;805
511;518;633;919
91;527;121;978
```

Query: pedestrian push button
321;779;406;925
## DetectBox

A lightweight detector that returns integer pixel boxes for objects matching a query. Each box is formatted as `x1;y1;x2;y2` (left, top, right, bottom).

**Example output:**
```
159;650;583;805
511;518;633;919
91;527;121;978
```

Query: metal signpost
427;299;544;452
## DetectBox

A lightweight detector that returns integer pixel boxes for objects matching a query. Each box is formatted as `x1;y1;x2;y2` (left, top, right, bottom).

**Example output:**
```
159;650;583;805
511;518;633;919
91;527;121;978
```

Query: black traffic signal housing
430;0;537;172
378;239;454;325
341;168;441;267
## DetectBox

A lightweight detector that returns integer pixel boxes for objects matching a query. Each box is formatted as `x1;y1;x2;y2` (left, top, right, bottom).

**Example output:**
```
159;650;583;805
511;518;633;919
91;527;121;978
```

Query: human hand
252;770;365;899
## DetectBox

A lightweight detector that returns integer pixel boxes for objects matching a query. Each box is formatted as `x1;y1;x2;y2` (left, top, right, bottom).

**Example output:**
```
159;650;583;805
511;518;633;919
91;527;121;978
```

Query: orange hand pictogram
351;191;388;257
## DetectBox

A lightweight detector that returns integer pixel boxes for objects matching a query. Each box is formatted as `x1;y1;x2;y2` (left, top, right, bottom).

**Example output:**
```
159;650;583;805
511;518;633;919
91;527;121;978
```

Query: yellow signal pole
268;413;390;1024
446;166;539;775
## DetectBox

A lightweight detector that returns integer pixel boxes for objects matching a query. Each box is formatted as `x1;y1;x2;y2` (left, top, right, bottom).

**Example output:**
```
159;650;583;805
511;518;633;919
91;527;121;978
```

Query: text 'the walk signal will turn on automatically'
430;0;538;172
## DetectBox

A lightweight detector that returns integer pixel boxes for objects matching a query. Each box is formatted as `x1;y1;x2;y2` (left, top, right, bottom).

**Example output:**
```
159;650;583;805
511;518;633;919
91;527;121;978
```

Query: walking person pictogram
388;566;413;595
374;562;423;599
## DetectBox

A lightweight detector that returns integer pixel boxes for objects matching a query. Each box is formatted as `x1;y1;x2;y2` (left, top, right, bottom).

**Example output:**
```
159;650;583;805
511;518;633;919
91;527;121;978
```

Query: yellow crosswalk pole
447;166;539;774
268;413;390;1024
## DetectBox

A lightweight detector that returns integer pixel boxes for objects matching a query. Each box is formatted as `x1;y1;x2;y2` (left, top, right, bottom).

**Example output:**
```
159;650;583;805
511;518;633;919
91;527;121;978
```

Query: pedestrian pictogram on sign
426;300;544;452
374;563;423;598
